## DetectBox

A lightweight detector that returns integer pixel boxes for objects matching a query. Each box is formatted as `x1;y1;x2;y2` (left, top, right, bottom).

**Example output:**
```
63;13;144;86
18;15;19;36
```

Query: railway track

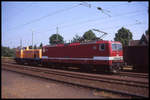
2;62;149;98
3;61;149;79
119;72;148;78
2;58;148;76
7;63;148;88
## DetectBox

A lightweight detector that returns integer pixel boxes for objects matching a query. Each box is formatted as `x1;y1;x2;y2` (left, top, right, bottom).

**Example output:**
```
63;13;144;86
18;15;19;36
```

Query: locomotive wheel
110;63;121;74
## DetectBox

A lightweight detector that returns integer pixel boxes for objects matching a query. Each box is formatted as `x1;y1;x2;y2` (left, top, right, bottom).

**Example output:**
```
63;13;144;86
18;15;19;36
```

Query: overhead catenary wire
74;21;145;41
8;3;81;31
82;15;145;32
42;9;145;33
34;16;145;45
21;8;146;41
80;2;111;17
8;3;147;44
8;2;141;32
101;22;145;40
101;21;144;31
8;2;112;32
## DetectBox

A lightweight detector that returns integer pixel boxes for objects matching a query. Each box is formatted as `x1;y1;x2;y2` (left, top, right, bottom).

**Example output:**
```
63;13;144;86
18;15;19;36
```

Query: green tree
83;30;97;41
9;48;15;57
114;27;133;46
49;34;64;45
2;47;9;57
34;44;37;49
39;42;43;48
2;46;15;57
71;34;83;43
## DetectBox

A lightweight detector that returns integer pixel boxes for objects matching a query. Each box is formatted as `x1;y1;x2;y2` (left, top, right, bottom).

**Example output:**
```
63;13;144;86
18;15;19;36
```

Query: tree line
49;29;100;45
2;27;148;57
1;46;16;57
49;27;148;46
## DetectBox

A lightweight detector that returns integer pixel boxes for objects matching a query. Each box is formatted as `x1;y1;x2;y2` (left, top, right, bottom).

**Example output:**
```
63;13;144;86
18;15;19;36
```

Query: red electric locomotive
41;40;123;73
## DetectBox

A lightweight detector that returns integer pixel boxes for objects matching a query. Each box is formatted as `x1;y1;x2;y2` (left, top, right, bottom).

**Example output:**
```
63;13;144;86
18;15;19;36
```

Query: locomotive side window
99;44;105;51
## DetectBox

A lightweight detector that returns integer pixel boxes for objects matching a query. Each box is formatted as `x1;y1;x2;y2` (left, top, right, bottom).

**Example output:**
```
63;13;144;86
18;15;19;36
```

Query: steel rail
119;72;148;78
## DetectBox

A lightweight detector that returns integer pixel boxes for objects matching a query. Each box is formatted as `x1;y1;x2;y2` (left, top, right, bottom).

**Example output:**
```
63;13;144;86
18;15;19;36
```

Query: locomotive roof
43;40;121;48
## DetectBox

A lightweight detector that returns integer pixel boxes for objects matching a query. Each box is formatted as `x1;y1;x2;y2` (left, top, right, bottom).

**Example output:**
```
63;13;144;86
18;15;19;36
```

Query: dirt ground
2;69;105;98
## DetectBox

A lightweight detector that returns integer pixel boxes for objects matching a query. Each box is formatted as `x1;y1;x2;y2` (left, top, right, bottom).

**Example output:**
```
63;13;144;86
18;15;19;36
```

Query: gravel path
2;69;105;98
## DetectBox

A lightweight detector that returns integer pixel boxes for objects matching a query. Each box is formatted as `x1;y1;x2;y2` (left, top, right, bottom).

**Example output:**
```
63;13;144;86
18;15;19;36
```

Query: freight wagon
123;46;148;73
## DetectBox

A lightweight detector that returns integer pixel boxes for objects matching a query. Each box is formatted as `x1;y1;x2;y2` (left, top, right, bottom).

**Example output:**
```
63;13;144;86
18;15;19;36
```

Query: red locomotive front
41;40;123;73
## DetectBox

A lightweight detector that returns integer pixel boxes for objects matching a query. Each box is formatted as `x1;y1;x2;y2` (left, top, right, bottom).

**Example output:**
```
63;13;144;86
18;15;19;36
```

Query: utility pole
20;38;22;49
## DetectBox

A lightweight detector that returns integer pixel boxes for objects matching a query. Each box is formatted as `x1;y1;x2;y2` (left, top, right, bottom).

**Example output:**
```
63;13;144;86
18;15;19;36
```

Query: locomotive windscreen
112;43;122;51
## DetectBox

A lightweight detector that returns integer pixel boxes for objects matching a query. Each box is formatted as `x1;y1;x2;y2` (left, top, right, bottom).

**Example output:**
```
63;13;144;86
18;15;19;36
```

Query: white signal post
31;29;35;58
20;38;22;49
32;30;34;49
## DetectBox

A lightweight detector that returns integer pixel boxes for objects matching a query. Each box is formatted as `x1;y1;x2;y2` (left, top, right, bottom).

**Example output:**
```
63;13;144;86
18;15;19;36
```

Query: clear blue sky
2;1;149;48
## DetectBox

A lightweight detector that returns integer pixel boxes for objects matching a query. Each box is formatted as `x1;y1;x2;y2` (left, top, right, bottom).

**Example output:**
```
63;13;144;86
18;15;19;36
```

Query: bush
1;46;15;57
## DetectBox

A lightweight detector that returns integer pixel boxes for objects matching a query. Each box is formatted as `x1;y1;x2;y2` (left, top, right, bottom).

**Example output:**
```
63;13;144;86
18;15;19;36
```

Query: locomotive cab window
99;44;105;51
112;43;122;51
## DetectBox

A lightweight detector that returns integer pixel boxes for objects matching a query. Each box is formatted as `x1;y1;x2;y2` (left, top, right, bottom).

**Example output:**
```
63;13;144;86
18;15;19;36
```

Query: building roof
129;40;140;46
129;33;149;46
139;34;149;45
